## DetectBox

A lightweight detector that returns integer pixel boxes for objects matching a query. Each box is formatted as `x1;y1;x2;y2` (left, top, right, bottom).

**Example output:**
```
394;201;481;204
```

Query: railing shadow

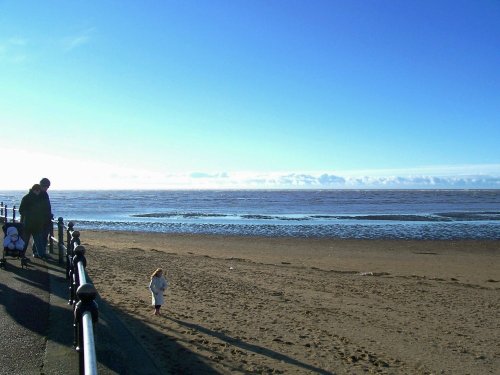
0;284;49;336
90;285;221;374
167;316;334;374
0;274;67;344
1;210;333;374
6;255;68;300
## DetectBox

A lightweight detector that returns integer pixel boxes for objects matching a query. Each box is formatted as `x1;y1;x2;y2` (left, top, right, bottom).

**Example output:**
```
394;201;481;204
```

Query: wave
69;219;500;240
131;211;500;222
132;212;229;218
330;213;500;222
319;215;444;222
435;212;500;221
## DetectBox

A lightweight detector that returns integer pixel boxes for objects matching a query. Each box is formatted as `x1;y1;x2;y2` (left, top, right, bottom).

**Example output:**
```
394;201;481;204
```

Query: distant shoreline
2;188;500;192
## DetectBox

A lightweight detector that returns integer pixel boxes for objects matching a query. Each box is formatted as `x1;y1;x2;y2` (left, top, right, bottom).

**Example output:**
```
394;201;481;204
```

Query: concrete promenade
0;253;162;375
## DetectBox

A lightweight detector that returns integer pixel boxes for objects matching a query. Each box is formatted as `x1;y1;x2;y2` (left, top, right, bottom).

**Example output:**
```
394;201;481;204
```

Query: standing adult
19;184;45;258
39;177;52;257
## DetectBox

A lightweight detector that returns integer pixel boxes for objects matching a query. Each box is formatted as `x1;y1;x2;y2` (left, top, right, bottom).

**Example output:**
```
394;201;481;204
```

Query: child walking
149;268;168;316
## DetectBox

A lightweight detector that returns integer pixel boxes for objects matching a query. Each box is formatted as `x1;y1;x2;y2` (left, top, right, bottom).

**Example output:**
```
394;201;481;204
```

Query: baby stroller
1;222;28;269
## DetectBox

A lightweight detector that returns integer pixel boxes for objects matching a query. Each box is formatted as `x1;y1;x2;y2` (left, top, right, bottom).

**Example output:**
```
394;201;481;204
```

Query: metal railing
2;202;100;375
0;202;19;223
52;219;99;375
72;247;99;375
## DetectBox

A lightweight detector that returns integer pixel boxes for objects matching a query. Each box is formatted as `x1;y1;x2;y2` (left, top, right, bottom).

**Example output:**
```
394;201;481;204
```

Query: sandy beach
82;231;500;374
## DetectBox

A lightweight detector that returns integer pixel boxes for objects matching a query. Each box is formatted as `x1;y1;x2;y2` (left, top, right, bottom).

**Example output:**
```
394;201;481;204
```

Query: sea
1;190;499;240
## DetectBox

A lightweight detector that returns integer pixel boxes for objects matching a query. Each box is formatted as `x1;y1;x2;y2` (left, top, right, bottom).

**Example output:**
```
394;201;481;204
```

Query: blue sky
1;1;499;189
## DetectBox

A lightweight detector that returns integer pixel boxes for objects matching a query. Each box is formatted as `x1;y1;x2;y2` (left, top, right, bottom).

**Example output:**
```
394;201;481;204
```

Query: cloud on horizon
190;172;229;179
223;172;500;189
1;149;499;190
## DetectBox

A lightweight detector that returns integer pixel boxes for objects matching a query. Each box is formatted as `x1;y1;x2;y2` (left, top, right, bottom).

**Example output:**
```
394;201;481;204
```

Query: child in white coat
3;226;25;252
149;268;168;316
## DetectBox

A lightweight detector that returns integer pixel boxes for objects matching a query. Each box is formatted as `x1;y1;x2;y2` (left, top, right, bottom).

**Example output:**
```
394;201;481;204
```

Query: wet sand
82;231;500;374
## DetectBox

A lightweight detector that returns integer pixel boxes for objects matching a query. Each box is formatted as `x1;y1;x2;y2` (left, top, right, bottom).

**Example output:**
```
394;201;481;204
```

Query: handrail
77;260;88;286
2;205;99;375
52;219;97;375
71;245;99;375
82;312;98;374
0;202;19;223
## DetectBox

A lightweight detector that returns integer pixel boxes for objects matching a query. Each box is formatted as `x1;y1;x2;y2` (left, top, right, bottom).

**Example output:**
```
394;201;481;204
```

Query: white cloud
1;149;498;190
342;174;500;188
190;172;229;179
8;37;27;46
62;28;96;51
168;168;500;189
0;36;28;64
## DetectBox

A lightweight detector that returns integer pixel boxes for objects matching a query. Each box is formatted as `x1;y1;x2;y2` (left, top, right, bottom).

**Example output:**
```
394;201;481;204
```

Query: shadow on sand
1;254;333;374
84;274;220;374
167;316;333;374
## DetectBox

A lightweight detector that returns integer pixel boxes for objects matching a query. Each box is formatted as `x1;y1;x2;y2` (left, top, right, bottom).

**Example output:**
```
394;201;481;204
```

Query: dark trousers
41;221;52;252
22;228;33;255
22;229;45;257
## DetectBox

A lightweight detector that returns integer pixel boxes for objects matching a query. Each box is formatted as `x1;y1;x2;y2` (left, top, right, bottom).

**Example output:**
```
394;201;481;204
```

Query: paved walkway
0;252;162;375
0;255;49;374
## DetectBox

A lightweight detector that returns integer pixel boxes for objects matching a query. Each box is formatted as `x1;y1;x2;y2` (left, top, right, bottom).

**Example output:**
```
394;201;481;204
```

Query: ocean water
1;190;499;240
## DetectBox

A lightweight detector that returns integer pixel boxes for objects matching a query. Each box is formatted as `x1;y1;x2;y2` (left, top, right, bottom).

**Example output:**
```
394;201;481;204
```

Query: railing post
67;222;74;250
57;217;64;264
12;205;16;222
70;245;86;306
67;230;80;280
72;230;81;249
49;217;54;254
66;222;75;280
71;245;86;350
4;205;7;222
0;202;3;218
